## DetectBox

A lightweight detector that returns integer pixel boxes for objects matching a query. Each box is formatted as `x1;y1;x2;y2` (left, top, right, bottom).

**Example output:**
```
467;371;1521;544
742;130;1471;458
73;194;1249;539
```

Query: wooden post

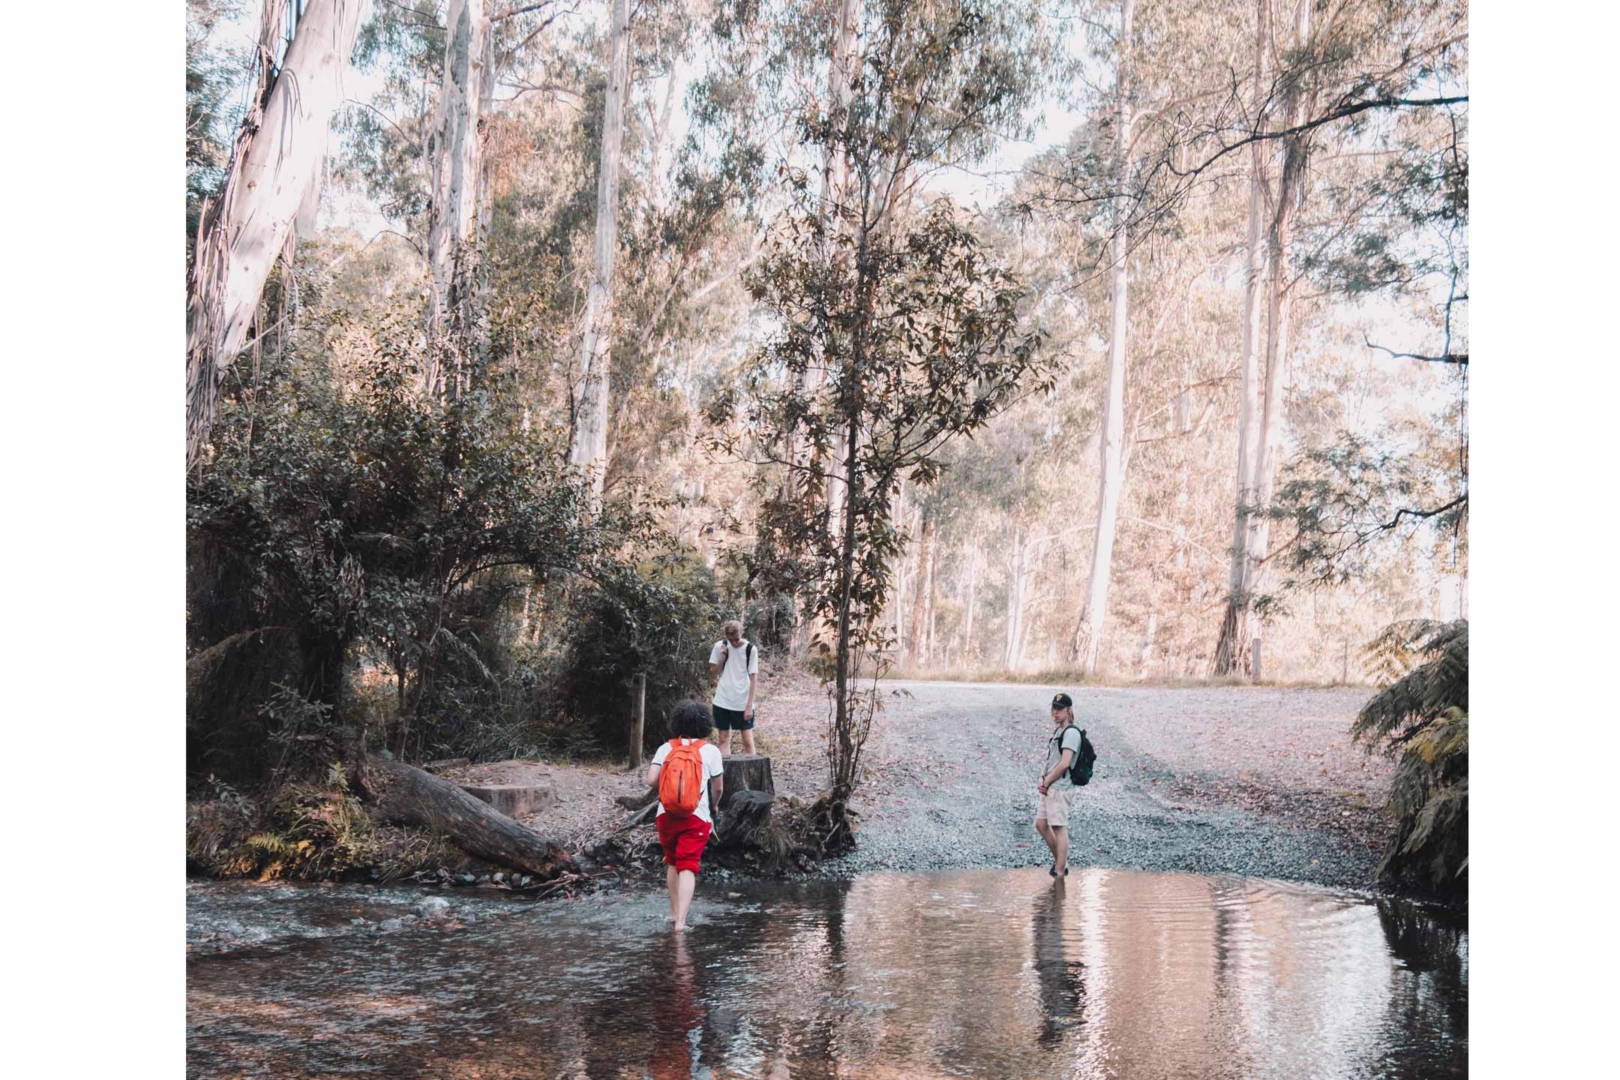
629;672;647;770
1341;639;1350;684
1250;637;1263;682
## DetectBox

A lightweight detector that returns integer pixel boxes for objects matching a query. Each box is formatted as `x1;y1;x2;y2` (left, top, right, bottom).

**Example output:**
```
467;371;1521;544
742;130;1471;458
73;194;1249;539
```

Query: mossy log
362;757;575;879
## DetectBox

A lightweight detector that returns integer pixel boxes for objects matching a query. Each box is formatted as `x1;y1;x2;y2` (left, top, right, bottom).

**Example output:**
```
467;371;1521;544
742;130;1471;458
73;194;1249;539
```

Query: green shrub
187;313;624;778
1356;619;1468;894
559;551;721;756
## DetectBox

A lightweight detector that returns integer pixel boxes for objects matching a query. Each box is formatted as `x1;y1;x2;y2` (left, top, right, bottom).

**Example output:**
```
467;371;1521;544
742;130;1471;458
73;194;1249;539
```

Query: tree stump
722;754;775;799
714;755;775;851
713;789;775;851
361;757;575;879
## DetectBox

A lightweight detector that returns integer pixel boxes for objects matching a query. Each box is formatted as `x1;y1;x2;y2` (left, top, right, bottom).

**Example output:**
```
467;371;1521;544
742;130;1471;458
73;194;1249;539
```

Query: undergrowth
186;767;465;883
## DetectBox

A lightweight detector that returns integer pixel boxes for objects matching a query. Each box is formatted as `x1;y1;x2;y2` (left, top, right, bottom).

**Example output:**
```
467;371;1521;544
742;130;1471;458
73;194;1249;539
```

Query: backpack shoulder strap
746;641;754;665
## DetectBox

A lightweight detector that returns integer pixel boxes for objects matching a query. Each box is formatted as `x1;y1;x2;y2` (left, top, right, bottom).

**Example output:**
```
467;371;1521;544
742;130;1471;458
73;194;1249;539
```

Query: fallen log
361;757;576;880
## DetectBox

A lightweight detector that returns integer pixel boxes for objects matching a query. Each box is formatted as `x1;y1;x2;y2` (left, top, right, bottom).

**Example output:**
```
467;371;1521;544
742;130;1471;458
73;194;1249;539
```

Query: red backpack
658;739;707;818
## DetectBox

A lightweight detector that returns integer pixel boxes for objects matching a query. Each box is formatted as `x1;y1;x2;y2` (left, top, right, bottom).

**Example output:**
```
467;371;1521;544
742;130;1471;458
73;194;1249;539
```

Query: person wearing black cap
1035;692;1083;877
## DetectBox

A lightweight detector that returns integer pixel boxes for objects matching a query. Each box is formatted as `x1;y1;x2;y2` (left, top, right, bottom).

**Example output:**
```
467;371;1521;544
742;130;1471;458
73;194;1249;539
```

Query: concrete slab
459;782;558;819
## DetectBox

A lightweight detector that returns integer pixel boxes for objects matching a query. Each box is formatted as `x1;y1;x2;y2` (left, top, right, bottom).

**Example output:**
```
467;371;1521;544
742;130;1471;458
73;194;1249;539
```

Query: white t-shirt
651;739;726;823
708;638;759;712
1044;725;1084;789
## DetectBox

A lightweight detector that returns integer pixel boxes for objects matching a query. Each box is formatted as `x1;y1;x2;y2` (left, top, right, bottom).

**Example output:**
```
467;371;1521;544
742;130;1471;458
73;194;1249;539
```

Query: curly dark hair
666;699;714;740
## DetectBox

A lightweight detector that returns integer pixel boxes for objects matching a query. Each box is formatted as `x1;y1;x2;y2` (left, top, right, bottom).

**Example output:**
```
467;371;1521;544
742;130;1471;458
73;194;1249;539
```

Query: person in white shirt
647;700;726;931
707;619;759;756
1036;692;1084;878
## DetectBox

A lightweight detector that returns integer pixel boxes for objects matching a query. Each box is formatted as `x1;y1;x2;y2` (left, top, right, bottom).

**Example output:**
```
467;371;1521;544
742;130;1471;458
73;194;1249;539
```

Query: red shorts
656;813;713;874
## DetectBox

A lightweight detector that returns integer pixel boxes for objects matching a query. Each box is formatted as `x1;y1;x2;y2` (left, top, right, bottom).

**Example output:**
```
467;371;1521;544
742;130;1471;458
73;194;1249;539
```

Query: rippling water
187;868;1466;1078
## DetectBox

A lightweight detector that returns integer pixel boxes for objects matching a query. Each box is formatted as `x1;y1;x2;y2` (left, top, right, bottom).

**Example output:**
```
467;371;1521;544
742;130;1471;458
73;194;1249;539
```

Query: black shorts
712;705;754;731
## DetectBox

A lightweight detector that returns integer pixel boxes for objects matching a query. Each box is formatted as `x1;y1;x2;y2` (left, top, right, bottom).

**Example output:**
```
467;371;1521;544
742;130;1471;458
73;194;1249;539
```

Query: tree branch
1364;337;1468;365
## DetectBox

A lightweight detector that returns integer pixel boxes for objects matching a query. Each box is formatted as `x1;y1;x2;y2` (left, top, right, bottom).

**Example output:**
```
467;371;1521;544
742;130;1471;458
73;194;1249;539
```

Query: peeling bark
569;0;633;499
186;0;373;467
423;0;491;397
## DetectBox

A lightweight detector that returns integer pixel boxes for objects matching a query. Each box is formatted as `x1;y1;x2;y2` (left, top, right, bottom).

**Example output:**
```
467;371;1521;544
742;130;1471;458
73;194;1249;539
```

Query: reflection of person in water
1032;877;1086;1050
647;935;707;1080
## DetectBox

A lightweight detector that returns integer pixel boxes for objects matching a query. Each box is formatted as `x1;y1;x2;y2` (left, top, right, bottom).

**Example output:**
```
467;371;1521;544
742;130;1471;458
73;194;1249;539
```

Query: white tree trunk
1004;526;1026;671
964;539;979;662
424;0;490;396
1214;0;1271;674
186;0;373;466
1249;0;1313;584
922;541;936;667
569;0;633;499
1073;0;1135;676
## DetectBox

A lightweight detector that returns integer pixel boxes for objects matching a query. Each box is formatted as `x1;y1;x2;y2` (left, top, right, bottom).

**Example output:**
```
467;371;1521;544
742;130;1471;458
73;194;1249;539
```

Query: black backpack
1061;724;1097;786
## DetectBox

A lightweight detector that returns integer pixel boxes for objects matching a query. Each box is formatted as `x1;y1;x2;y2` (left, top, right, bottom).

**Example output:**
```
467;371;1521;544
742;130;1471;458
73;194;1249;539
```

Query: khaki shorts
1035;786;1071;829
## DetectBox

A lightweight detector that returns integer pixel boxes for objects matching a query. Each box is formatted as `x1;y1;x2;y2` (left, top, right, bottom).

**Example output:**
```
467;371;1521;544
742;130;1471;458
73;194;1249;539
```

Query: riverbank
576;674;1394;892
188;671;1396;895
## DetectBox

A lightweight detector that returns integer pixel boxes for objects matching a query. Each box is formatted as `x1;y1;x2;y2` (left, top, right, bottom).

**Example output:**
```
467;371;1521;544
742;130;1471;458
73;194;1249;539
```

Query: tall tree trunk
569;0;632;499
1004;525;1026;671
831;404;863;806
923;542;936;667
1071;0;1135;676
186;0;373;467
1249;0;1314;597
906;512;934;667
964;538;979;663
1213;0;1272;675
423;0;490;397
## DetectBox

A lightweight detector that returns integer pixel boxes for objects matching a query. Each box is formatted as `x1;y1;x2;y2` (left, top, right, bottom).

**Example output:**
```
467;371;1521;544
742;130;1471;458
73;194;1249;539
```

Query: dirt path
827;681;1394;890
442;674;1394;892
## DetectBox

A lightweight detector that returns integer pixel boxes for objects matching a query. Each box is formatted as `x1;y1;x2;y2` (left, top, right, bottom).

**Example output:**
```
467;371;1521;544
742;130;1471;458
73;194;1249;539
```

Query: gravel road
824;681;1394;890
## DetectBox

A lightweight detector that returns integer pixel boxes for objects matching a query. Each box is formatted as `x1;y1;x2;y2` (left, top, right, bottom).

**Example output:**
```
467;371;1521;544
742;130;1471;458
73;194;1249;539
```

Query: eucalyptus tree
1213;0;1272;674
187;0;375;468
423;0;492;398
715;0;1062;833
1198;0;1467;669
569;0;634;497
1069;0;1134;676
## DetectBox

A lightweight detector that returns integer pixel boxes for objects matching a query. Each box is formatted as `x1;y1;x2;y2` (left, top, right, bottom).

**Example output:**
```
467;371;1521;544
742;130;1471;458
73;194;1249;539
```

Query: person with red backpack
647;700;726;931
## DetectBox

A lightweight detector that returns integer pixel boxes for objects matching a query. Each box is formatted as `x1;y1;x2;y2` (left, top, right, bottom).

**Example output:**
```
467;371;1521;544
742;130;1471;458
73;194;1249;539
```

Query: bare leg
741;728;756;755
665;864;679;921
1052;826;1069;875
1035;818;1057;865
719;730;732;757
672;869;698;930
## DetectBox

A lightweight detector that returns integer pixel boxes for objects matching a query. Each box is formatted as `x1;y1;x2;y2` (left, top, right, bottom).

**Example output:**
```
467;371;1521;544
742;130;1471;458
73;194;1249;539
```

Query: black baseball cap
1051;692;1073;709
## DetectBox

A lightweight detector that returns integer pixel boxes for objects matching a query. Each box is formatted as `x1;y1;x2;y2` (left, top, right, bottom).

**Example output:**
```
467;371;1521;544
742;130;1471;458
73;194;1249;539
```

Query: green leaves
1353;620;1468;894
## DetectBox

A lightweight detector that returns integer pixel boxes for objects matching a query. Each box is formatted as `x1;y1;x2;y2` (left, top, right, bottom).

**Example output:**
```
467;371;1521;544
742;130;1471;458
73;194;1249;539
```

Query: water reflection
1031;879;1086;1048
187;868;1467;1078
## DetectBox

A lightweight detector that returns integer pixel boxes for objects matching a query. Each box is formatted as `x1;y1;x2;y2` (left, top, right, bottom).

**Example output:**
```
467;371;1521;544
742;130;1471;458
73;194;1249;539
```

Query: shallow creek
187;867;1465;1078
